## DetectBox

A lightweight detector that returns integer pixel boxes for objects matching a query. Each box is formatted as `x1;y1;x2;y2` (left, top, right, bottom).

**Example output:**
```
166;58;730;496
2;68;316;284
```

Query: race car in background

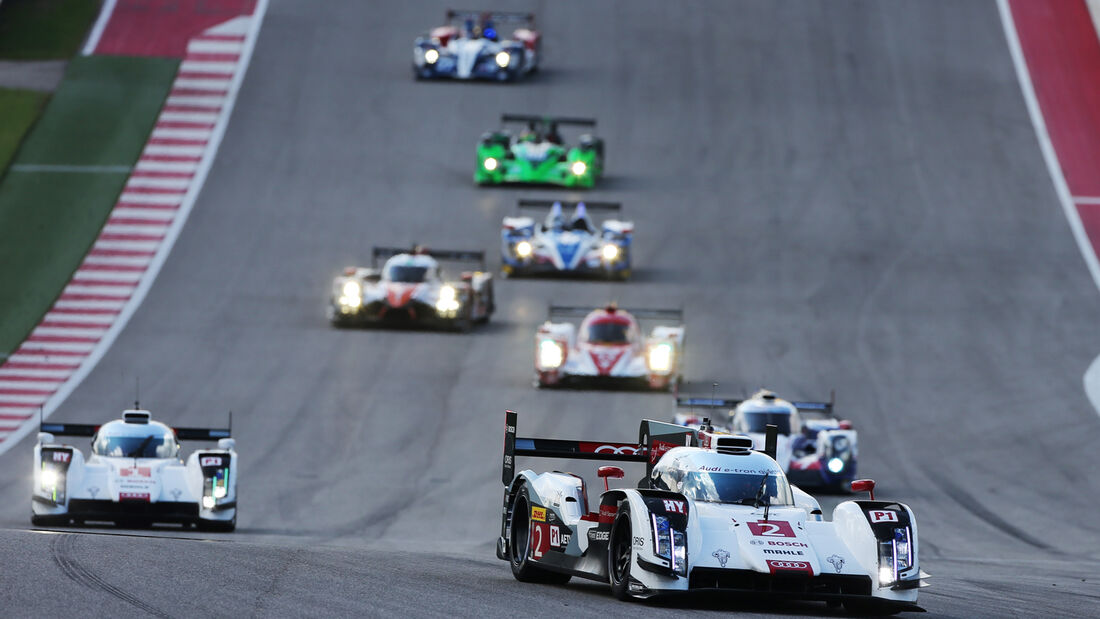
496;410;927;611
534;304;684;390
414;10;539;81
476;115;604;188
501;199;632;279
673;390;858;492
328;246;494;331
32;409;237;531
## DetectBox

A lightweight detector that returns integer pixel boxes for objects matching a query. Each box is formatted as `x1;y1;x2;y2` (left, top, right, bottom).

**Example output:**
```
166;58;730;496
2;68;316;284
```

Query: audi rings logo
768;561;810;569
594;445;640;455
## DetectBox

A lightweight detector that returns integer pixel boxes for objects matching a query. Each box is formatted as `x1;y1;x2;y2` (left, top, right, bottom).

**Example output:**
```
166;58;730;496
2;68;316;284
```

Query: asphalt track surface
1;1;1099;617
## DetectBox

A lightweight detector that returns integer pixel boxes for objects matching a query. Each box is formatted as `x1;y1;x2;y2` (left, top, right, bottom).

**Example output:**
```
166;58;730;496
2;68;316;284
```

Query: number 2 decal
531;523;544;559
747;520;797;537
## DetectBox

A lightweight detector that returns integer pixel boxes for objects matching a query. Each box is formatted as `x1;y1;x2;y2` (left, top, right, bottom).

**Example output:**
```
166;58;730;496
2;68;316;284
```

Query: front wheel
509;486;571;584
609;504;634;600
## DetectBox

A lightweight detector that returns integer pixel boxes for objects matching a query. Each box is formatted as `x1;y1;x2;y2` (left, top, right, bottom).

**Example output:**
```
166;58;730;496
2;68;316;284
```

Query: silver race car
32;408;237;531
496;411;928;612
501;199;633;279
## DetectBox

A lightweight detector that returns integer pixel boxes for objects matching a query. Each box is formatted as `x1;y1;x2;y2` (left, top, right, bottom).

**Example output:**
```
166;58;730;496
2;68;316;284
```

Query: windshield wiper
754;472;772;521
126;435;155;458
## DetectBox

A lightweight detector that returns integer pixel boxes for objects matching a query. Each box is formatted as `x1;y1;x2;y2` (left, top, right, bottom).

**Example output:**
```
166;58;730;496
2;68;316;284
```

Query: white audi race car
328;246;494;332
413;10;539;81
674;390;859;492
497;411;927;612
534;305;684;390
32;409;237;531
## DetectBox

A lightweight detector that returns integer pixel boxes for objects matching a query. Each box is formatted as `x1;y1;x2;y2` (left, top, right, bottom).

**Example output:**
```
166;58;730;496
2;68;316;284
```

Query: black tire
508;486;571;584
609;504;634;600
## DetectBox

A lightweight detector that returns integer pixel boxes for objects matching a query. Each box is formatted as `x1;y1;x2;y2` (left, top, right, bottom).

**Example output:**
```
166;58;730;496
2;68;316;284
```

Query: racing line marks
50;533;175;619
0;5;266;451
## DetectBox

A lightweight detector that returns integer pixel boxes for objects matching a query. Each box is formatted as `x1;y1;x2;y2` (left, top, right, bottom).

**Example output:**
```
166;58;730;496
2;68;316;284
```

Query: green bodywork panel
475;139;602;188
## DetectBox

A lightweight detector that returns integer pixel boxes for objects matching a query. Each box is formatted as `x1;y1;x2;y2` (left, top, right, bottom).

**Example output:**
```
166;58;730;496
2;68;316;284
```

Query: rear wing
791;392;835;416
675;397;742;410
39;424;231;440
517;199;621;211
547;305;683;323
446;9;535;27
174;427;232;441
501;114;596;127
502;411;701;486
371;246;486;268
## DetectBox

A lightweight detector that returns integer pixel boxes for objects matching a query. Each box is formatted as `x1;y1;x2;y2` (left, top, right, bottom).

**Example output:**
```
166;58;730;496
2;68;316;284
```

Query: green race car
475;114;604;188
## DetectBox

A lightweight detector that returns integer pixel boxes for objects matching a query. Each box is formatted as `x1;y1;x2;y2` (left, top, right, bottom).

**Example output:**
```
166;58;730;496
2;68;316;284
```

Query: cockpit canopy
651;448;793;506
383;255;438;283
92;420;179;458
581;312;636;345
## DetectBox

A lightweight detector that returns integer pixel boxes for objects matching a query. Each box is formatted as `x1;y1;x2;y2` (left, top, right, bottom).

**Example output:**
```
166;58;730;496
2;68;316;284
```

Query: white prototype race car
496;411;928;612
328;246;494;332
413;10;539;81
534;304;684;390
32;409;237;531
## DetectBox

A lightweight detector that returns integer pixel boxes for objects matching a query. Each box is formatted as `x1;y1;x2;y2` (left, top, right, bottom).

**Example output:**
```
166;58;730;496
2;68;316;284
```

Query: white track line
81;0;119;55
998;0;1100;420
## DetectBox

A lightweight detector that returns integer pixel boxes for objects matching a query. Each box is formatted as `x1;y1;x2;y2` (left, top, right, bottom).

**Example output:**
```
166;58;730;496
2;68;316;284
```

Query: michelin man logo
712;548;730;568
827;554;845;573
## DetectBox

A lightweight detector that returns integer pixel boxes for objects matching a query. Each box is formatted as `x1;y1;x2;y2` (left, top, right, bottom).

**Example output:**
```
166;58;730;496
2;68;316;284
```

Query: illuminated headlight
601;243;620;261
439;285;457;302
213;485;228;499
538;339;564;369
647;342;673;373
339;280;363;308
495;51;511;67
435;285;461;313
514;240;533;258
827;457;845;473
483;157;498;171
570;161;587;176
40;468;59;490
202;496;216;509
425;48;439;64
651;514;687;577
877;527;913;586
671;529;687;576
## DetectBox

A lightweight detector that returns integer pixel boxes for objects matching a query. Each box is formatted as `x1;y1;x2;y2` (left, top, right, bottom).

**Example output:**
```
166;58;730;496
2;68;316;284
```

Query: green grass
0;88;48;171
0;0;102;60
0;55;179;356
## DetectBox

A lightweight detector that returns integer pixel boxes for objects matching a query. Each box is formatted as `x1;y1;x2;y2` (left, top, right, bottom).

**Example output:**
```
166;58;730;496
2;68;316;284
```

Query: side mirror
851;479;875;500
217;438;236;451
37;432;54;445
597;465;625;491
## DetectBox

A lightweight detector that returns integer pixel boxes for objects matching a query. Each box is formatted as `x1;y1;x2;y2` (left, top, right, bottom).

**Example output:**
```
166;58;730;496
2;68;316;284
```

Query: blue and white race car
413;10;539;81
501;200;632;279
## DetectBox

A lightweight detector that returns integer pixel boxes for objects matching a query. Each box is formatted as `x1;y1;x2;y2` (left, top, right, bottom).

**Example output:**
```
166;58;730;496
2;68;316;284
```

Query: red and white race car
328;246;494;332
533;304;685;390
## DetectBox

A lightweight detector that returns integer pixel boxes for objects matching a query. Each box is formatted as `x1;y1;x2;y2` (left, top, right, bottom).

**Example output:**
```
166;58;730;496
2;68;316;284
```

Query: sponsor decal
750;539;763;545
51;451;71;463
766;560;813;575
747;520;797;538
662;499;686;514
870;510;898;523
531;506;546;522
598;504;618;524
119;467;151;477
588;530;610;542
768;540;808;547
549;525;571;550
585;443;640;456
712;548;730;568
200;456;223;467
827;554;845;573
763;548;804;556
529;522;550;559
633;536;646;548
506;424;515;434
589;348;627;375
700;434;712;450
649;439;678;464
119;492;150;501
170;488;182;501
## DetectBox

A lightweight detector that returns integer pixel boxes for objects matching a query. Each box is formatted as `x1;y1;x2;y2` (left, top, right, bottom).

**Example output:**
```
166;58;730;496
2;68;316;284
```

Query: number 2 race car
534;305;684;390
413;10;539;81
674;389;859;492
32;408;237;531
328;246;494;332
501;199;633;280
496;411;928;612
475;115;604;188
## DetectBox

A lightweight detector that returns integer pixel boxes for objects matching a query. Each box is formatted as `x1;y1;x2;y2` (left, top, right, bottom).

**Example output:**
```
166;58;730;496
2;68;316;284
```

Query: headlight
651;514;687;577
827;457;844;473
339;280;362;309
515;240;533;258
483;157;498;171
570;161;587;176
342;281;361;298
202;496;216;509
601;243;620;261
877;526;913;586
894;527;913;572
435;285;461;314
647;342;673;373
495;51;511;67
425;48;439;64
538;339;564;369
439;285;456;301
40;468;59;490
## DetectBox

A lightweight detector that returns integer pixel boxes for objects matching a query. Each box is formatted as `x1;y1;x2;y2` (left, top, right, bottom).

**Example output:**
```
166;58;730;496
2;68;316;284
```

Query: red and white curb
0;3;267;453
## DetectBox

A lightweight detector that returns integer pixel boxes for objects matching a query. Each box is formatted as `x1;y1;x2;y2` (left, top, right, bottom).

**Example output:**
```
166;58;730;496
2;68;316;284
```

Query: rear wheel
509;486;571;584
609;504;634;600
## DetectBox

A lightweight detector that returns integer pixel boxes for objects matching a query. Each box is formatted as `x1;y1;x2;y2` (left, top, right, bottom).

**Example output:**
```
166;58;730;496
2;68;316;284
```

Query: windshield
740;412;792;434
586;321;629;344
93;434;177;458
679;471;793;506
386;265;428;283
